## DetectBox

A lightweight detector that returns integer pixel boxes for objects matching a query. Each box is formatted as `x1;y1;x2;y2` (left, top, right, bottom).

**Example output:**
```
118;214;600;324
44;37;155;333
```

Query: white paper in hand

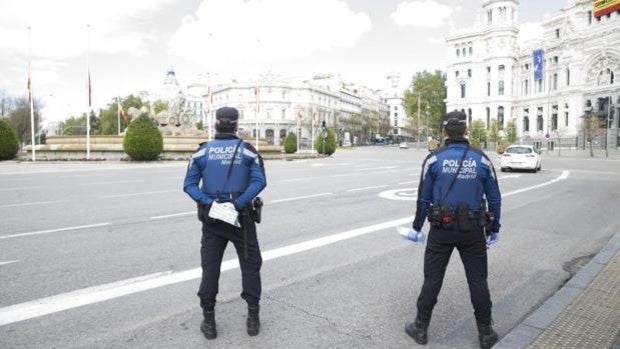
208;202;240;227
397;227;426;245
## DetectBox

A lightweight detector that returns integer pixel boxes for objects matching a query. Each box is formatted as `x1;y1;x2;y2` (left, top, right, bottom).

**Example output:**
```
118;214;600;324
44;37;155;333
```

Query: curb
496;231;620;349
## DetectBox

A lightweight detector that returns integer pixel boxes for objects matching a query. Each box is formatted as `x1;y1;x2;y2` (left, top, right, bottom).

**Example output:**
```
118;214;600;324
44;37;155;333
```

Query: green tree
403;70;447;139
488;119;501;145
123;115;163;161
469;120;487;149
283;132;297;154
153;100;168;114
99;104;119;135
505;120;518;144
58;115;87;135
0;119;20;160
8;97;42;145
315;128;337;156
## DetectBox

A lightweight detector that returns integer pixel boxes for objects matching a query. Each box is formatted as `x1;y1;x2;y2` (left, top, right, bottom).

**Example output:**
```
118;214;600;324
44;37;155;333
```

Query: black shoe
405;319;429;345
247;305;260;336
201;310;217;340
477;323;498;349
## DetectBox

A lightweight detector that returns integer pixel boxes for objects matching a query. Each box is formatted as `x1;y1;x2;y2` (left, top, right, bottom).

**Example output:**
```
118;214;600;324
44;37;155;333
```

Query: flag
297;110;303;127
118;103;129;124
533;49;544;81
594;0;620;17
27;75;31;104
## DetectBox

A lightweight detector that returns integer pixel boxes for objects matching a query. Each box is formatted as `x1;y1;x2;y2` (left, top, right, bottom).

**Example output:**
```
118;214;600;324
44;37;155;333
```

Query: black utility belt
427;203;492;232
198;195;263;224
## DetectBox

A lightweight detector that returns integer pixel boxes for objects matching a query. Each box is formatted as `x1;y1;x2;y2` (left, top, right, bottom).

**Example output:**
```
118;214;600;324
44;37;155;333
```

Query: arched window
498;106;504;128
486;107;491;130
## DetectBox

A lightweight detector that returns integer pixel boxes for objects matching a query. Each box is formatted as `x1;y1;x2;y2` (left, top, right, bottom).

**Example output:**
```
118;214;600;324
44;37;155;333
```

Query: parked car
500;145;542;173
399;142;409;149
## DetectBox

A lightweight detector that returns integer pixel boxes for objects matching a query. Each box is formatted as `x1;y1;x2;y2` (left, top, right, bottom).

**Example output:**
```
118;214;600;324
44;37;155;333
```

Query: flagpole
86;24;91;160
28;27;36;162
255;80;260;151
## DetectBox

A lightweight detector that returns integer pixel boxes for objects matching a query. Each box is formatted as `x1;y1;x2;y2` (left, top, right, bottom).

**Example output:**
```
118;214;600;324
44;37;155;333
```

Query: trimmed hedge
0;119;20;160
315;128;336;156
123;115;163;161
283;132;297;154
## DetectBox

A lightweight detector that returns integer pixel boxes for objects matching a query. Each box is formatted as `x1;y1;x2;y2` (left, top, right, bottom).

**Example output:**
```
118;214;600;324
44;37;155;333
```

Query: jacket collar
444;137;469;146
215;133;239;140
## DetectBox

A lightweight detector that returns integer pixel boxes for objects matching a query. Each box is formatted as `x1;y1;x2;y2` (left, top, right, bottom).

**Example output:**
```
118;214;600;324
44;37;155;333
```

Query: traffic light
321;121;326;128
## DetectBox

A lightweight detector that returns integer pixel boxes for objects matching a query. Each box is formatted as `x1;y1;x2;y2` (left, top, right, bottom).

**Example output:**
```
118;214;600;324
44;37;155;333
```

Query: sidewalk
497;231;620;349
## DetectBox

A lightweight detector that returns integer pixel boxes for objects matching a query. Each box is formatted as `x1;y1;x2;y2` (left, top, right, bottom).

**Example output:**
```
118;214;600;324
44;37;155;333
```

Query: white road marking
0;223;110;240
76;180;144;186
311;163;325;167
379;188;418;201
0;260;18;266
271;193;333;204
503;170;570;197
103;190;178;199
0;216;413;326
151;211;194;220
355;166;397;171
0;200;63;209
398;180;418;185
346;185;389;192
499;175;521;179
0;163;187;176
379;170;571;202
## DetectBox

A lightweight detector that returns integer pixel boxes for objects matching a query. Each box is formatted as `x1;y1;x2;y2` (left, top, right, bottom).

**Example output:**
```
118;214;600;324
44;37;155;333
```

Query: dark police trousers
198;218;262;310
416;225;492;326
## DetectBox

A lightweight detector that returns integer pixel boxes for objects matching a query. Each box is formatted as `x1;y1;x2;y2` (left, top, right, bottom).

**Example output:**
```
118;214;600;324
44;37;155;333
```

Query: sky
0;0;567;127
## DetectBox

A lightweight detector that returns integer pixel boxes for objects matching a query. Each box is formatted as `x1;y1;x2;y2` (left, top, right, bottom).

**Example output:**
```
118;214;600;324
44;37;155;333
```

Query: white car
500;145;542;173
399;142;409;149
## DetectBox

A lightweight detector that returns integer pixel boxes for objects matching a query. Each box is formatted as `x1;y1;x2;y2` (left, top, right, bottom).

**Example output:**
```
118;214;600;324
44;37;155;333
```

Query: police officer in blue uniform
183;107;267;340
405;111;501;349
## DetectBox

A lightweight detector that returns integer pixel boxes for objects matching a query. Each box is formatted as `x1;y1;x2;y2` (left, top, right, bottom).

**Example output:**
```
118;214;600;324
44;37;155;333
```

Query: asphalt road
1;147;619;348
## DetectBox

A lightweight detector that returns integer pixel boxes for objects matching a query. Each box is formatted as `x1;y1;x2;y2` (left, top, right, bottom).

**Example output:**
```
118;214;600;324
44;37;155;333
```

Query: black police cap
443;110;467;126
216;107;239;125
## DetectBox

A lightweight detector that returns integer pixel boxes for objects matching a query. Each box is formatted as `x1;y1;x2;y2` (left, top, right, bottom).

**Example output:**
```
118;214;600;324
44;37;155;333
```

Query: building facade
208;73;391;147
447;0;620;149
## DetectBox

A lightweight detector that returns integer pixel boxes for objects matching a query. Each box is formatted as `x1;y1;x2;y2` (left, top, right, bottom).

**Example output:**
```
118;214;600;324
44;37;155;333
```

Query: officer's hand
398;227;426;245
486;232;500;246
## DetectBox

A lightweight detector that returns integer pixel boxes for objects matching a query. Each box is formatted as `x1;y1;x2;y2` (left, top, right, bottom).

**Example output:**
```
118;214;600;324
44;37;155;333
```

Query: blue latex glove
399;228;426;245
486;232;500;246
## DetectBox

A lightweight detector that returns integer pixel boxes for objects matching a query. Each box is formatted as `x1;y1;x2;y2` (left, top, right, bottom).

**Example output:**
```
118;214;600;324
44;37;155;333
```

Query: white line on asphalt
355;166;397;171
346;185;389;192
499;175;521;179
151;211;194;220
103;190;178;199
311;164;325;167
271;192;333;204
76;180;144;186
0;260;18;266
0;216;413;326
0;223;110;240
398;180;418;185
0;200;63;209
503;170;570;197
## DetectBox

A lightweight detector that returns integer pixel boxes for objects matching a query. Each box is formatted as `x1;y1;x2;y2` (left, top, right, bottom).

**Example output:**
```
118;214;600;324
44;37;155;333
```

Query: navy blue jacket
413;138;501;233
183;133;267;210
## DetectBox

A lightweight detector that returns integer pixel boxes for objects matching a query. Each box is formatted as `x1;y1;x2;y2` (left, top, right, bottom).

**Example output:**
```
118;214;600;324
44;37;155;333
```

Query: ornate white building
208;73;391;146
446;0;620;149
